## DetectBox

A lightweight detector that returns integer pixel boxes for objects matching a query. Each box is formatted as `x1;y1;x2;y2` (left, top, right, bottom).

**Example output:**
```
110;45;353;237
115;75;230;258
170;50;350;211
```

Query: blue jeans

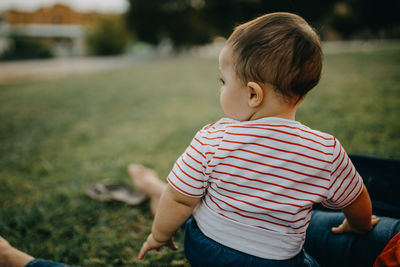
305;210;400;267
184;216;320;267
26;259;75;267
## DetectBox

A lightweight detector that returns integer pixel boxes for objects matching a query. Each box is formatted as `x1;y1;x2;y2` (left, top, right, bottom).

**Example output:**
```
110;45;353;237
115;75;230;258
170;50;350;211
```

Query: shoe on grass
86;182;147;206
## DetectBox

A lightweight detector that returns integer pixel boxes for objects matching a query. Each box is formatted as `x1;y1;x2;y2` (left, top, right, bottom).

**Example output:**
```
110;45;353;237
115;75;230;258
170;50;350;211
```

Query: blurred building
0;4;117;57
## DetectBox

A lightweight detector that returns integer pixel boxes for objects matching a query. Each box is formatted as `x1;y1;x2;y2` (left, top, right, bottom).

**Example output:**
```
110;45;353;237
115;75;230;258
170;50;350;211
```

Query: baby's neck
248;109;296;121
248;98;299;121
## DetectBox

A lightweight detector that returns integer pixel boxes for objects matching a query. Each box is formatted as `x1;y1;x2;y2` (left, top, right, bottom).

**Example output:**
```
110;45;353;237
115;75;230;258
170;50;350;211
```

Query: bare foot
128;164;167;215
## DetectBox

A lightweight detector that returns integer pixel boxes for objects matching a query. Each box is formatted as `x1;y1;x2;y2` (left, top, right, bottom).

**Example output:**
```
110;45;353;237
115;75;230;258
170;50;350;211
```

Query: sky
0;0;129;13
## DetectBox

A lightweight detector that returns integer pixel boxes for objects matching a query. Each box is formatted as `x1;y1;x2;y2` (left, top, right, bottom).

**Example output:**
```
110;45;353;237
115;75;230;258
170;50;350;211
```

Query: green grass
1;44;399;266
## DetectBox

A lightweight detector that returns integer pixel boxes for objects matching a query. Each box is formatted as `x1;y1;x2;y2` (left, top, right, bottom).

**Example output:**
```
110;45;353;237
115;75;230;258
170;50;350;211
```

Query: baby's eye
219;78;225;85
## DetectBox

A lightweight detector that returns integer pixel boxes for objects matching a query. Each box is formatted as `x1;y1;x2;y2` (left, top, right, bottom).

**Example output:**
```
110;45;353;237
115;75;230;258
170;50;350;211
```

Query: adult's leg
0;236;77;267
304;210;400;267
0;236;34;267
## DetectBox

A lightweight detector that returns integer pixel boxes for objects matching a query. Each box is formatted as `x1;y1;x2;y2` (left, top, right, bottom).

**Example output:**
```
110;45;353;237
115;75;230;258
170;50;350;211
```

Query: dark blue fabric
304;210;400;267
184;216;319;267
25;259;76;267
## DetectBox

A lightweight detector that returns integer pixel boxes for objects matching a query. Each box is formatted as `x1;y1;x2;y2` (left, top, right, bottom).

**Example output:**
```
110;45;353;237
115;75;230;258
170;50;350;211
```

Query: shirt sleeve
167;130;209;198
322;138;364;209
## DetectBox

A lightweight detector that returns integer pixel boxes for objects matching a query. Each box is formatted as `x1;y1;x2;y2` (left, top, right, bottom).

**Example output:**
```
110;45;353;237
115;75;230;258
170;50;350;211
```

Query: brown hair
226;12;322;103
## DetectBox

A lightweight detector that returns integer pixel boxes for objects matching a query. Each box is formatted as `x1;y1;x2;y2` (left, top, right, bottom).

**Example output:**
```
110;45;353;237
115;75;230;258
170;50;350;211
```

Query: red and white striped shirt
167;117;364;259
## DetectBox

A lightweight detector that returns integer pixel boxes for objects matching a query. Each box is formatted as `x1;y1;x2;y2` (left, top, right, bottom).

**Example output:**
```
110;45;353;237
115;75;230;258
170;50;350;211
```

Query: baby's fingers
331;218;350;234
331;224;346;234
138;242;150;260
138;234;170;260
371;215;380;227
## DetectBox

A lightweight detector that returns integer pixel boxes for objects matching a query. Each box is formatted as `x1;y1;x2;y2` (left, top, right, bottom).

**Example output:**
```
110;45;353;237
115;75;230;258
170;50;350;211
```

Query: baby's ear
247;81;264;108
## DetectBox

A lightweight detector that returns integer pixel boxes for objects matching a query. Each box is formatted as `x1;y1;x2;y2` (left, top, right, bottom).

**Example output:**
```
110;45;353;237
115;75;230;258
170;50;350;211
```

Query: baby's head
225;12;322;104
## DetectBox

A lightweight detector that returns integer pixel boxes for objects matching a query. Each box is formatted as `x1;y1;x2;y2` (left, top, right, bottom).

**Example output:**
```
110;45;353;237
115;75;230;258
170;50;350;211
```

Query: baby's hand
138;233;177;260
331;215;380;234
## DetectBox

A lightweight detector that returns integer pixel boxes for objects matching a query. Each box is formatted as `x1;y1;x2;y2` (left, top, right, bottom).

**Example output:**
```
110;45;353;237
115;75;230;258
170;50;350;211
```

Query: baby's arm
332;186;380;234
138;184;201;259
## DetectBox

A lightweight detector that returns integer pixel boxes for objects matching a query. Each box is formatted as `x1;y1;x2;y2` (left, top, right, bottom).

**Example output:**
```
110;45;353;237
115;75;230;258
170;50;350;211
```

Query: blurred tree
126;0;212;48
125;1;163;45
125;0;400;46
0;36;53;61
201;0;262;38
126;0;336;47
202;0;336;37
86;17;131;56
330;0;400;39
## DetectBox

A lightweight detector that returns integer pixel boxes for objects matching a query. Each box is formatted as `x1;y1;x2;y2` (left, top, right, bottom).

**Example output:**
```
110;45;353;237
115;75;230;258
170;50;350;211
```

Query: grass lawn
0;43;399;266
